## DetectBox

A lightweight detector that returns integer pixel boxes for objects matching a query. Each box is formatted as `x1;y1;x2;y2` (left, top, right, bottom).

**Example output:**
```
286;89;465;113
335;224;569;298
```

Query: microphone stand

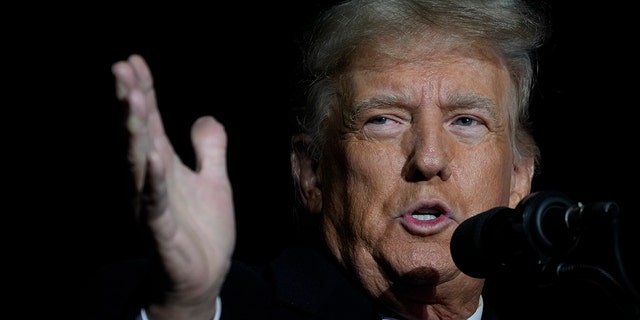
532;198;640;319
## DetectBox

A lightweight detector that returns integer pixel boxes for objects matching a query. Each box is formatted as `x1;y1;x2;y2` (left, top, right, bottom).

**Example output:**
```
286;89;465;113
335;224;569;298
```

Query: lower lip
400;213;451;236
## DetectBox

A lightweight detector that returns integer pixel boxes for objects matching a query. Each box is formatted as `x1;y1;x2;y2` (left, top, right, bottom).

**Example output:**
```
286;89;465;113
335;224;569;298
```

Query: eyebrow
347;94;404;128
442;92;500;123
445;92;495;110
352;92;498;115
353;95;402;113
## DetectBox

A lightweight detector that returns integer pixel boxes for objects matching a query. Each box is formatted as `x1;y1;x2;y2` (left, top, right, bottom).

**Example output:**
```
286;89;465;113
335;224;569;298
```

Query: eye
362;114;405;139
368;116;392;125
453;116;480;127
449;114;488;141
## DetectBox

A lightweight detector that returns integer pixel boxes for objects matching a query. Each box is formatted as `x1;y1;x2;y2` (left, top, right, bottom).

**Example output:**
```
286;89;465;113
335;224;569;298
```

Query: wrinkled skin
292;36;535;319
112;29;534;319
113;55;235;320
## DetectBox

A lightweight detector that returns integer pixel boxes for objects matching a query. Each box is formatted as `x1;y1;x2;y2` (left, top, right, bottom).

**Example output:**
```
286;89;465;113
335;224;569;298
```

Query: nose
403;117;452;182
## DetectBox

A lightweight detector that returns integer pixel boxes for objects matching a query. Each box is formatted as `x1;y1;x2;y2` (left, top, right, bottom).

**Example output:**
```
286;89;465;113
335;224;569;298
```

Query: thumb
191;116;229;178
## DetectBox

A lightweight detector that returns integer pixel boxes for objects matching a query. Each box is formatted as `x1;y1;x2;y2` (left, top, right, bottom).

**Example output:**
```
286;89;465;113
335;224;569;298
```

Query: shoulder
221;245;380;320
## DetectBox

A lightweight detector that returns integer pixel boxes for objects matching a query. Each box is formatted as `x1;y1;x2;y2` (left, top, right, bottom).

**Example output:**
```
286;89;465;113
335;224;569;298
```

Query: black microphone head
518;190;576;257
451;207;520;279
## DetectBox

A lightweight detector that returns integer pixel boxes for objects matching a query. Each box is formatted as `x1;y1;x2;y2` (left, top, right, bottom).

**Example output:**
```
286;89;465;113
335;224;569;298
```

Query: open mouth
411;208;443;221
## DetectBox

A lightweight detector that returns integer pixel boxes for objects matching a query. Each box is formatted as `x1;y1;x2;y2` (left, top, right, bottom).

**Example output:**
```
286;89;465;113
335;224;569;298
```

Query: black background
11;1;638;317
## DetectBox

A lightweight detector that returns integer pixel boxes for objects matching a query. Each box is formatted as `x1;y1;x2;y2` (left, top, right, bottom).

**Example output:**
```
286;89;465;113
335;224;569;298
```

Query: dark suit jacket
97;244;502;320
96;239;640;320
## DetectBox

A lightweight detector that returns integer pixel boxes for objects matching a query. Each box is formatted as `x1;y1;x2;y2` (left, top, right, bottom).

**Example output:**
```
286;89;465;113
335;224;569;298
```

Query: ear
291;134;323;214
509;156;535;208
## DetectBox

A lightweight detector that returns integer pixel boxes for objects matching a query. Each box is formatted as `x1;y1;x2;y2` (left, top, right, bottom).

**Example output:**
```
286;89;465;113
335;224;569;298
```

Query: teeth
412;214;437;220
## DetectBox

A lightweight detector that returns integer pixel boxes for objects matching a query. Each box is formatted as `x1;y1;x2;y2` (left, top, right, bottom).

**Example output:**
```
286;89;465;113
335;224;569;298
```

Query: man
103;0;548;319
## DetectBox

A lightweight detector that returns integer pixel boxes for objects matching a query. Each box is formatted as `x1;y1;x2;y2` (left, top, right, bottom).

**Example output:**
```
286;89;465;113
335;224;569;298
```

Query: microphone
450;190;617;279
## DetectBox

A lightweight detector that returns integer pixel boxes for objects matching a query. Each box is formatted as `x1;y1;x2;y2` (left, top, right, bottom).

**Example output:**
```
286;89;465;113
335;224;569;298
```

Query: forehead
350;30;507;76
346;35;512;107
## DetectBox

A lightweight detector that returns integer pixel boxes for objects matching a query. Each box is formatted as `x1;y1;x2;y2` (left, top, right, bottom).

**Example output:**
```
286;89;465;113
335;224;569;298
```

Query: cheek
457;147;514;208
343;142;407;210
323;143;402;236
325;139;403;188
349;144;403;178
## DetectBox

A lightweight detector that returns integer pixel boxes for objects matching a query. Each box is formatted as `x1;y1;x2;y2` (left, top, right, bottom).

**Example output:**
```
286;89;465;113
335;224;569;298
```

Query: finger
112;54;153;95
112;59;150;190
112;60;135;101
127;55;155;92
113;55;162;131
112;55;169;190
191;116;229;179
139;148;169;222
125;89;152;190
124;55;167;142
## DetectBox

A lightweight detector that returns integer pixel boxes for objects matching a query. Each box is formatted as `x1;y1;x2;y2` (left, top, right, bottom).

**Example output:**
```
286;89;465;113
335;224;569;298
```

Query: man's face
302;37;534;315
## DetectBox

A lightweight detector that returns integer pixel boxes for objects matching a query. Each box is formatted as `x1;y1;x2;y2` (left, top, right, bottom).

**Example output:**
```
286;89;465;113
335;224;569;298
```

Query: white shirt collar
381;295;484;320
467;295;484;320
